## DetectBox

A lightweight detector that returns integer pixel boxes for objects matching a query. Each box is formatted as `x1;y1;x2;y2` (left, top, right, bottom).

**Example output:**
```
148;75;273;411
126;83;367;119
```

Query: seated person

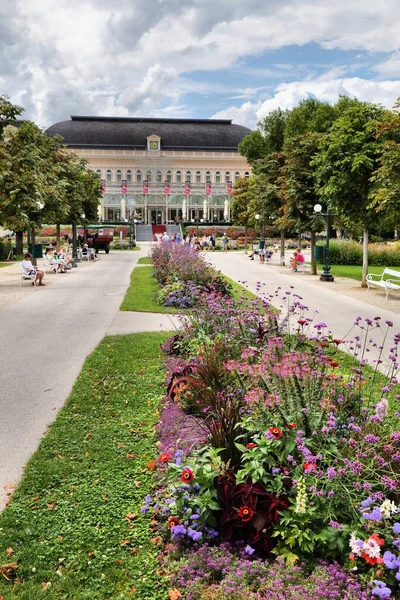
58;247;73;268
21;253;45;286
290;248;305;272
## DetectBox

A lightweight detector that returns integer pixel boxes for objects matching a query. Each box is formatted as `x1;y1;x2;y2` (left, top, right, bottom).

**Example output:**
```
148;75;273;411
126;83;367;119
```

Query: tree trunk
280;230;285;265
15;231;23;255
56;223;61;250
310;231;317;275
31;227;37;266
361;228;369;288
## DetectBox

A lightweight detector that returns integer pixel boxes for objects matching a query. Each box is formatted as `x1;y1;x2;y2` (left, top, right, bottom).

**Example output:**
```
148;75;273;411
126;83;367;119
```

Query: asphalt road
0;251;139;508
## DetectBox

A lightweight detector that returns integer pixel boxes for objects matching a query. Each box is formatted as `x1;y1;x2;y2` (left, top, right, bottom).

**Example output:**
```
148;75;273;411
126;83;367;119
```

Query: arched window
106;169;112;184
166;170;172;182
196;171;201;184
206;171;211;183
176;170;182;184
136;170;142;183
244;171;250;179
127;170;132;183
116;169;122;184
225;171;231;183
215;171;221;184
186;170;192;183
146;170;152;183
235;171;240;182
96;169;102;177
156;170;162;183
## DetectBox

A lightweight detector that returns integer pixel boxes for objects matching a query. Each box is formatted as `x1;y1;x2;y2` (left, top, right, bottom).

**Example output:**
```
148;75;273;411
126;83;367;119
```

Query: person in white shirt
21;253;45;286
161;232;170;243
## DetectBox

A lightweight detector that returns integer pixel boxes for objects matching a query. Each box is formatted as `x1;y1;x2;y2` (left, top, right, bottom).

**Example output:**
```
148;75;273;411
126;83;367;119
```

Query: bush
0;239;10;261
110;240;129;249
326;240;400;266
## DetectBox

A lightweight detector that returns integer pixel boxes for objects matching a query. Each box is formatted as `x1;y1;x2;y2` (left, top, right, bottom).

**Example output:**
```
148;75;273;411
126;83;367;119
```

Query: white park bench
366;268;400;300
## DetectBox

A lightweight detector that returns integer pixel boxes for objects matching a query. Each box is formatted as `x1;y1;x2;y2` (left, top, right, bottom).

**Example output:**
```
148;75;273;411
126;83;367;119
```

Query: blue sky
1;0;399;129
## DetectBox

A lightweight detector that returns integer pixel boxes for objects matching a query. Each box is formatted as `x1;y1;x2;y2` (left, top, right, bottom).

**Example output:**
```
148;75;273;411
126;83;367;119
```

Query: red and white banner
205;183;212;195
163;183;170;194
142;180;149;195
184;182;191;195
227;181;233;195
101;179;106;194
121;180;128;194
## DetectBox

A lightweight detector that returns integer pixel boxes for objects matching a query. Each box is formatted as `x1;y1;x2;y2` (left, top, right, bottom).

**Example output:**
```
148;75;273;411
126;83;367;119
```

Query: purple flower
372;580;392;598
171;524;187;539
383;551;400;569
393;523;400;534
362;506;382;521
187;527;202;541
244;545;255;555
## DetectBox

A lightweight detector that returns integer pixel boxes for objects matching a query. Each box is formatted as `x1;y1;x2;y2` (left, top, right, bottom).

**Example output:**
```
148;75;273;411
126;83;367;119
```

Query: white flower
349;533;363;557
380;499;398;518
362;537;381;559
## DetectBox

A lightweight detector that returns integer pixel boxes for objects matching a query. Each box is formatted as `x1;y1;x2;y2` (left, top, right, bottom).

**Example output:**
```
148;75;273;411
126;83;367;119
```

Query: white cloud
1;0;400;126
213;77;400;128
373;53;400;78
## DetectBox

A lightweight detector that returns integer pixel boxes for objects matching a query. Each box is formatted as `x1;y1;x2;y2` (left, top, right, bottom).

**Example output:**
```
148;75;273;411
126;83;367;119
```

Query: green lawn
320;264;400;281
137;257;152;265
120;266;256;313
120;266;178;313
0;332;171;600
0;262;13;268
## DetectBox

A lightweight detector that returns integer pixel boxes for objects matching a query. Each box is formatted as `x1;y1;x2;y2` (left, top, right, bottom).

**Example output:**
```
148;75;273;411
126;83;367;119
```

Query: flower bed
144;250;400;598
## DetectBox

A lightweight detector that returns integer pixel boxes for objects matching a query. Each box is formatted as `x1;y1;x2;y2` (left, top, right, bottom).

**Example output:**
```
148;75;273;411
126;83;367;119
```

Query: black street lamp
314;203;335;282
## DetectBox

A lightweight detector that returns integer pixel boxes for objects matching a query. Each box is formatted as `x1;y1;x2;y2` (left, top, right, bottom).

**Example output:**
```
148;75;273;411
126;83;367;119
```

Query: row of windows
96;169;250;185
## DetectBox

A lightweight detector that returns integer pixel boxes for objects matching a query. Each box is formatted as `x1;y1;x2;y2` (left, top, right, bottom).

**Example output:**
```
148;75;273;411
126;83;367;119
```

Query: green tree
231;177;252;251
239;108;288;166
0;95;24;137
312;99;386;286
283;99;337;274
370;98;400;234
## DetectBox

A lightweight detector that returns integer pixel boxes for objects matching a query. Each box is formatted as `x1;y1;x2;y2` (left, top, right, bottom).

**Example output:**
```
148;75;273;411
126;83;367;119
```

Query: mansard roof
45;116;251;152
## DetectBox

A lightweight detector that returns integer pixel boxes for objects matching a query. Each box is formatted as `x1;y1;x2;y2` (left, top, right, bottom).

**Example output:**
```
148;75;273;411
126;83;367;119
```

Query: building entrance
149;209;164;225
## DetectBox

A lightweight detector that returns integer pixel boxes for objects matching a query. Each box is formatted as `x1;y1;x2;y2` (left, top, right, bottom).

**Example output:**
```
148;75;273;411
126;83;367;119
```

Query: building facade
46;116;251;224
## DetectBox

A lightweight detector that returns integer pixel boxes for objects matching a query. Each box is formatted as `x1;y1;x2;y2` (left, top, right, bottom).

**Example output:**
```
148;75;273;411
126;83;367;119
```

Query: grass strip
0;332;171;600
120;267;256;313
0;262;13;268
137;257;152;265
120;266;178;313
319;264;400;281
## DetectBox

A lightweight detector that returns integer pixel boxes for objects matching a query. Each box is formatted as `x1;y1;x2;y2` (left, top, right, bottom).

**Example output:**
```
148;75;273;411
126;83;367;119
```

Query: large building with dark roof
46;116;251;225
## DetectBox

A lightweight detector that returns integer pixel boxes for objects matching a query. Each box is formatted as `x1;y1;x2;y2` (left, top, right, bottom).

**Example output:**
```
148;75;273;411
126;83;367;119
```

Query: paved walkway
0;249;172;509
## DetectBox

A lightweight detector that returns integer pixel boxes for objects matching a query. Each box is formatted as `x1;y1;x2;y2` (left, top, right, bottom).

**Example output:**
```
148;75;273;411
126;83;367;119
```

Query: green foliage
328;240;400;266
0;332;171;599
238;130;266;165
284;98;336;140
120;266;178;313
0;95;24;137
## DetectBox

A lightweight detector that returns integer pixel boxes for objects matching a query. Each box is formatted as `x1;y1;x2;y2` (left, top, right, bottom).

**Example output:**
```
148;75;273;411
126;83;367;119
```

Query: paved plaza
1;246;399;509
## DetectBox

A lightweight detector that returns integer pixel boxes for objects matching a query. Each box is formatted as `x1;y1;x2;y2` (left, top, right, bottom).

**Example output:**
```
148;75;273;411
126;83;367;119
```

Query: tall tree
0;95;24;137
231;176;252;251
283;99;337;274
312;99;386;287
239;108;288;166
370;98;400;234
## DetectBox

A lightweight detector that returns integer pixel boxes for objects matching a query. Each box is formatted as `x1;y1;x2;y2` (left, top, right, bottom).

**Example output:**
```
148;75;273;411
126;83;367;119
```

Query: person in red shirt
290;248;305;272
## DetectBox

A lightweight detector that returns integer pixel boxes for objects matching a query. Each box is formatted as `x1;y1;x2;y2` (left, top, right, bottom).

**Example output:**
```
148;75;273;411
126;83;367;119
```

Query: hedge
322;240;400;266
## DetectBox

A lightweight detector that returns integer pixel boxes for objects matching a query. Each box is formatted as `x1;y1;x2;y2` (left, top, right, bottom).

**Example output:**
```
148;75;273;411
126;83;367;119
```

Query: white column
121;197;126;221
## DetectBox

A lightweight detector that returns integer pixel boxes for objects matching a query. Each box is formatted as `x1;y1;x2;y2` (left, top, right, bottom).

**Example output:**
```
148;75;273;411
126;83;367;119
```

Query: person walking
221;234;228;253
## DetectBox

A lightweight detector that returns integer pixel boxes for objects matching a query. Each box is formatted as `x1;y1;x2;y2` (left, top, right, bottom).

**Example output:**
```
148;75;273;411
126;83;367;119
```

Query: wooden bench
366;268;400;300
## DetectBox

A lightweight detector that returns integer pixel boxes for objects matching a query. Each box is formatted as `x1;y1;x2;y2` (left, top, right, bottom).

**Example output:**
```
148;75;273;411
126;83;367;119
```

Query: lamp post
314;203;334;282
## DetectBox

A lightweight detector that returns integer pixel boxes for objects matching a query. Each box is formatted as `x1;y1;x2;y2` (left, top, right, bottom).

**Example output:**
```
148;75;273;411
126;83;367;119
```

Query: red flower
269;427;283;439
332;339;342;345
158;452;172;463
319;341;328;347
370;533;384;546
286;423;297;429
180;468;195;483
246;443;258;449
329;361;340;368
238;505;254;522
297;319;307;326
168;517;181;529
304;462;317;473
